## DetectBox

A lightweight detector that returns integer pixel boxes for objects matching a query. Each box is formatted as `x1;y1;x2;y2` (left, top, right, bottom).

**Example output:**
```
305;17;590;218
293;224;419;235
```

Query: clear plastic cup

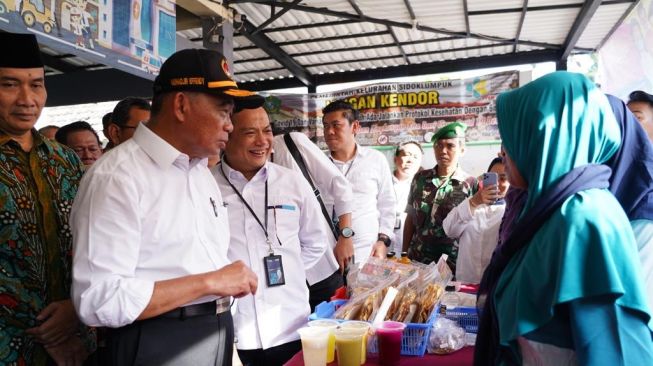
334;327;367;366
376;321;406;366
308;319;339;363
340;321;371;364
297;326;330;366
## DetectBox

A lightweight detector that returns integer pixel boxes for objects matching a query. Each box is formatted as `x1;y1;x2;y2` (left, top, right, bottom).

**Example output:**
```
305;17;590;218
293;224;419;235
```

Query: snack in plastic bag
334;273;399;321
428;317;466;354
415;283;443;323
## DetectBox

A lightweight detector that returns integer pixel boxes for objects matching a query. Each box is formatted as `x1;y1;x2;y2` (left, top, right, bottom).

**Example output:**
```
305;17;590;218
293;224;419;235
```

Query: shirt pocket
348;169;378;196
267;197;301;246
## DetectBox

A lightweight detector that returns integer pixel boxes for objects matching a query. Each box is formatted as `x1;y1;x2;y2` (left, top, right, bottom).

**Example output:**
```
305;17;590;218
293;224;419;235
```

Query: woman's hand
470;182;500;208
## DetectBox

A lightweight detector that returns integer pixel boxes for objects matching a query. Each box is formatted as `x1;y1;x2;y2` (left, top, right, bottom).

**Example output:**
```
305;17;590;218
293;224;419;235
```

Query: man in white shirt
213;107;327;366
322;100;396;262
106;97;151;148
272;131;354;310
71;49;260;365
391;141;423;256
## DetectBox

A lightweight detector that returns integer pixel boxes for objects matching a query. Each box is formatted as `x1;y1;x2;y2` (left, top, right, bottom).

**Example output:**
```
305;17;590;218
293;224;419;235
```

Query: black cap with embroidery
153;48;264;109
0;32;44;68
628;90;653;106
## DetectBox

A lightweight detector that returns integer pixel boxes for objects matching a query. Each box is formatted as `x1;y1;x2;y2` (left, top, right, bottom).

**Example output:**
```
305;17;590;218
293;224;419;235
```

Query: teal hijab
498;71;619;213
490;72;652;354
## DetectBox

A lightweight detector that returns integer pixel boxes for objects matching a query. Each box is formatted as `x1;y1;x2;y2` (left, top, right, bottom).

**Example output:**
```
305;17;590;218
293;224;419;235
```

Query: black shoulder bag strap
283;133;339;240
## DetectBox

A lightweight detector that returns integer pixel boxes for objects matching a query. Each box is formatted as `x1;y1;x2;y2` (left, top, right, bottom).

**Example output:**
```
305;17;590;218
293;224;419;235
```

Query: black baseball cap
628;90;653;106
153;48;264;109
0;32;44;68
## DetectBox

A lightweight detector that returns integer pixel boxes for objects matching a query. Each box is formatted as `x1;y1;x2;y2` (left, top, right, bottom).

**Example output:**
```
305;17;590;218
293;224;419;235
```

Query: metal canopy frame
239;18;315;86
39;0;638;105
222;0;634;90
237;49;559;90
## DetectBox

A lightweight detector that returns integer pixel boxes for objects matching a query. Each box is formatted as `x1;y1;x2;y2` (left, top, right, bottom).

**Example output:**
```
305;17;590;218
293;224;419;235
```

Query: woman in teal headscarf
475;71;653;365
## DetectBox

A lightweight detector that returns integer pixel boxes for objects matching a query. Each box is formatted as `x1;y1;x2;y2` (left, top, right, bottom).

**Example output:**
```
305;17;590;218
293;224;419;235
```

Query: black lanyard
329;154;356;224
219;163;276;254
330;155;356;178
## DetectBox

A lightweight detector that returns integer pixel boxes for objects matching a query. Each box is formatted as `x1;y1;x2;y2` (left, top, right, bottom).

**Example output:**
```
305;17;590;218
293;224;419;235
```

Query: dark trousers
106;311;234;366
308;270;344;312
237;340;301;366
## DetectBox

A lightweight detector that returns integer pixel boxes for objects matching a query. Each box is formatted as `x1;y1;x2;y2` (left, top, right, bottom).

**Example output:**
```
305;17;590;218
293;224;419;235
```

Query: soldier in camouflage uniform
403;122;477;271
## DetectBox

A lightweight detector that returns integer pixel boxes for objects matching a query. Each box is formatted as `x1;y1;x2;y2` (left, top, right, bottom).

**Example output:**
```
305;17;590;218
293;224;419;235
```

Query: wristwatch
378;233;392;247
340;227;355;238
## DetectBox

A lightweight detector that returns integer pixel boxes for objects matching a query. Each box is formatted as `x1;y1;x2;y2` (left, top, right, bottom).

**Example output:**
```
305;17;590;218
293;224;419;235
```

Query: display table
284;346;474;366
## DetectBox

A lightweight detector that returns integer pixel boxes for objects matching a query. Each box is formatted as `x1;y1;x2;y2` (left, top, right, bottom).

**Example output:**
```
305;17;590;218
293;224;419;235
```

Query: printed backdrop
264;71;520;148
0;0;176;79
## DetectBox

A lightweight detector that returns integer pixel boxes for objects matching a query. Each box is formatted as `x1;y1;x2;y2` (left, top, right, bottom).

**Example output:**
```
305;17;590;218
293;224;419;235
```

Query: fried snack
392;288;417;322
416;283;443;323
334;301;362;320
385;288;405;320
403;303;418;323
358;292;378;321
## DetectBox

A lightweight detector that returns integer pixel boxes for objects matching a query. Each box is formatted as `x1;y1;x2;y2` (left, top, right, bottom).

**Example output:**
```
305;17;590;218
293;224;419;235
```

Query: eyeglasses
73;146;102;154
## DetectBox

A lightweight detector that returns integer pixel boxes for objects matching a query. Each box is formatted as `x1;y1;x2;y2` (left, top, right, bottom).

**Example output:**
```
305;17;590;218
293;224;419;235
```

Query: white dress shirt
442;197;505;284
392;175;412;256
71;125;231;328
331;145;396;262
213;161;327;350
272;132;354;284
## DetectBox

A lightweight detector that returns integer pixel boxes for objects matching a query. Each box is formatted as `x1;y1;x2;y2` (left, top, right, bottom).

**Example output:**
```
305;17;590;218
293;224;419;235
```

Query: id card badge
394;213;402;230
263;254;286;287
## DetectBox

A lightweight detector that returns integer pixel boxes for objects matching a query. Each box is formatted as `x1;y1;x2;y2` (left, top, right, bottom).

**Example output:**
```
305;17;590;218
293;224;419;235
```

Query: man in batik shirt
0;32;93;365
402;122;477;270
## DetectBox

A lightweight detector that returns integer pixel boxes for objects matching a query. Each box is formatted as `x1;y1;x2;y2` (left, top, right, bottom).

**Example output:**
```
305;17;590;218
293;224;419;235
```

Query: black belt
159;297;231;320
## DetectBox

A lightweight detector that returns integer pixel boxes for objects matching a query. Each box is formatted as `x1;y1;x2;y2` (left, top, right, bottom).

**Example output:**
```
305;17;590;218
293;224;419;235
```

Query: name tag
264;254;285;287
268;204;296;211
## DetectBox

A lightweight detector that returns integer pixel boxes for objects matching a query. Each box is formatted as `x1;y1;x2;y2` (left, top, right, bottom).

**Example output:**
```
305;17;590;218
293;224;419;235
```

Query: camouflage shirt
405;166;477;270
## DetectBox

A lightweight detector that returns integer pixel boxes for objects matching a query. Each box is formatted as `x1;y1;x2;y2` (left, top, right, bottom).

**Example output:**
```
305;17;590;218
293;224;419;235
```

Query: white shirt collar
330;143;363;163
132;124;207;170
220;159;270;183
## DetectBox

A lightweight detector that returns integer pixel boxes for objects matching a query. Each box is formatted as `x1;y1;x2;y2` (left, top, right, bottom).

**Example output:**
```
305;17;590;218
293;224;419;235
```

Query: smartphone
482;172;498;187
482;172;504;205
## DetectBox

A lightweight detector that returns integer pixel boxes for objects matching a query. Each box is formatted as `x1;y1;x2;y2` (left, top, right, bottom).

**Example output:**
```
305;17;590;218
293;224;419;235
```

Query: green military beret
431;122;467;142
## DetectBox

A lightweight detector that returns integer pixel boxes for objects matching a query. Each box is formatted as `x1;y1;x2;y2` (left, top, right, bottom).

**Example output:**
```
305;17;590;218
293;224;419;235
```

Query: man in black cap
0;32;94;365
627;90;653;141
71;48;262;365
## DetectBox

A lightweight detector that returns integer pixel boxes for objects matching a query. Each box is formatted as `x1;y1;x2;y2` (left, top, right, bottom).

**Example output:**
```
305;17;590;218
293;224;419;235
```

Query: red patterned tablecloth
284;346;474;366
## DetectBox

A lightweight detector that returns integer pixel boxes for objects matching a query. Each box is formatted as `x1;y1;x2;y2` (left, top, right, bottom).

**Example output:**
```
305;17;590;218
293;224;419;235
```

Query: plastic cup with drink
297;326;330;366
339;320;371;364
308;319;339;363
376;321;406;366
334;327;367;366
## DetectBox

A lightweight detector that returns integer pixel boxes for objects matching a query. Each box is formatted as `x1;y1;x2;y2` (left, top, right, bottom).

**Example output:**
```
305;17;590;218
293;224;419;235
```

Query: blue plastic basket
438;305;478;333
309;300;437;356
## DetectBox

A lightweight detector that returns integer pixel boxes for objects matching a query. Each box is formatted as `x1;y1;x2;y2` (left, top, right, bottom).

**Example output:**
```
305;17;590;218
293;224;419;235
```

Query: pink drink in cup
376;321;405;366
